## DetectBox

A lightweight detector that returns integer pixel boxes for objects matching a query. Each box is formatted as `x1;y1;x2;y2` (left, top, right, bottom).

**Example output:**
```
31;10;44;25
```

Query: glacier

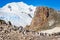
0;2;36;27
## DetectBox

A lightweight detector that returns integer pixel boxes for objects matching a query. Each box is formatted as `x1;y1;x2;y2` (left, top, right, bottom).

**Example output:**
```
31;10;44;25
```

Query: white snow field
0;2;36;27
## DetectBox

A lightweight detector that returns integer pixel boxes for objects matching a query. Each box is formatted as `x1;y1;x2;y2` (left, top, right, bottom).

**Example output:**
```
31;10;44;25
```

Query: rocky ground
0;22;60;40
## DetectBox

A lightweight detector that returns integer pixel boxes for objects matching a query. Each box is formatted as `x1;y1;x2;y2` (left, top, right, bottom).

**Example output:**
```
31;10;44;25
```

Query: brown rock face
26;7;57;31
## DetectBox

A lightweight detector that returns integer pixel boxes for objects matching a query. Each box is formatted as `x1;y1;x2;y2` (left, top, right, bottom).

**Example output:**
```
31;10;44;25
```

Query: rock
19;26;23;32
0;27;3;31
8;21;12;25
26;7;57;31
0;19;8;25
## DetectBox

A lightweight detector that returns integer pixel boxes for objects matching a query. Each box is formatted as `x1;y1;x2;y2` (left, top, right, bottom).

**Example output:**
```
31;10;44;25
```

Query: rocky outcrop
26;7;57;31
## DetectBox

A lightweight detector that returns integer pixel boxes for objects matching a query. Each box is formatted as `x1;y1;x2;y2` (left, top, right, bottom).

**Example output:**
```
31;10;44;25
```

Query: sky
0;0;60;10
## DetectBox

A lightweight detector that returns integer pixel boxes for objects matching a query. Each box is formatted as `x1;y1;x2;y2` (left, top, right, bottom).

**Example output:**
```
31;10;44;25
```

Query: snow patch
40;27;60;34
48;19;55;26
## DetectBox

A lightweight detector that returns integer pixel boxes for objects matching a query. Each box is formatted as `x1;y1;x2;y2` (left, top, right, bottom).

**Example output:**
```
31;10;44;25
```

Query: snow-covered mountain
0;2;36;27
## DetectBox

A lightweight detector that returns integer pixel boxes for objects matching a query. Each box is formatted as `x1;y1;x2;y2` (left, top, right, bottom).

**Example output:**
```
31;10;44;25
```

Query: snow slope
0;2;36;27
40;27;60;34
